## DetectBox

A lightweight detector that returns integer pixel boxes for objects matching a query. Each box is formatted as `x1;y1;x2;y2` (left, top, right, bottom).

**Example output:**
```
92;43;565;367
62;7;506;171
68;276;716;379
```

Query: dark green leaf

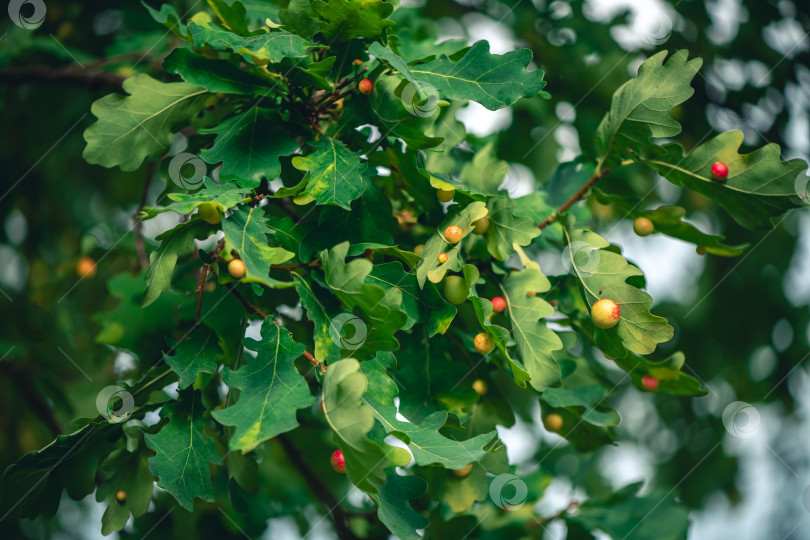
211;321;316;452
83;74;208;171
145;392;222;511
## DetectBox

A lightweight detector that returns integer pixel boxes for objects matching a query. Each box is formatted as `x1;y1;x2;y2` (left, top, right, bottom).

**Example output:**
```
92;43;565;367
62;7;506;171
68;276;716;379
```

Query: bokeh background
0;0;808;538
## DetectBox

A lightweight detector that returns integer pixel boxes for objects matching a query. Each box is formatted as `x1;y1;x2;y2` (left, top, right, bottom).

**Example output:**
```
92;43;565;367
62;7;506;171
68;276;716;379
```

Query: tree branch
195;264;210;323
225;284;268;319
0;66;125;90
276;433;358;539
270;261;321;271
224;283;326;372
537;168;611;231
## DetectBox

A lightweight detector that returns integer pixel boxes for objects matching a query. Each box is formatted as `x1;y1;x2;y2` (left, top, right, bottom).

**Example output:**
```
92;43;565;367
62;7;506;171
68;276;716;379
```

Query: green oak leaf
542;385;620;427
83;74;207;171
143;220;213;307
458;142;509;195
95;447;153;535
468;265;531;389
293;271;343;364
188;21;310;63
312;0;395;42
222;205;295;287
321;242;408;353
163;326;221;390
270;55;336;91
502;268;564;391
299;185;396;261
567;482;689;540
407;41;547;110
142;2;190;39
642;130;809;229
200;108;299;188
612;351;708;397
562;223;674;357
369;75;443;149
142;177;247;219
2;423;117;520
207;0;250;35
425;101;467;174
440;465;489;513
369;261;456;336
279;0;320;39
369;472;430;540
239;0;280;28
291;138;369;210
163;48;270;95
596;50;701;168
416;201;489;287
322;358;396;493
362;399;496;468
359;352;399;406
593;189;749;256
211;321;316;452
144;392;222;511
486;197;541;261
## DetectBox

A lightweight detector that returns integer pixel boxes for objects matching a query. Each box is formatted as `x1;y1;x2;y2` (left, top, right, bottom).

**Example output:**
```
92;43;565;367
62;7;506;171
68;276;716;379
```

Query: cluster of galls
632;161;730;256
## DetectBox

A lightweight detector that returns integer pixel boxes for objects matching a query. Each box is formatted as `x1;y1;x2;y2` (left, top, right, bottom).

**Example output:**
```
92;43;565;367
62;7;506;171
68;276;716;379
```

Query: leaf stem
537;168;612;231
271;261;322;271
194;264;209;323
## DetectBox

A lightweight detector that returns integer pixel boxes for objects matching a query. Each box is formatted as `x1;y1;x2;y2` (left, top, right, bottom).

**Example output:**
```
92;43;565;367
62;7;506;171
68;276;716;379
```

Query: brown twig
276;434;358;539
270;261;321;271
537;168;611;231
133;163;154;269
0;66;125;90
310;66;369;110
195;264;210;323
225;284;268;319
224;283;326;373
